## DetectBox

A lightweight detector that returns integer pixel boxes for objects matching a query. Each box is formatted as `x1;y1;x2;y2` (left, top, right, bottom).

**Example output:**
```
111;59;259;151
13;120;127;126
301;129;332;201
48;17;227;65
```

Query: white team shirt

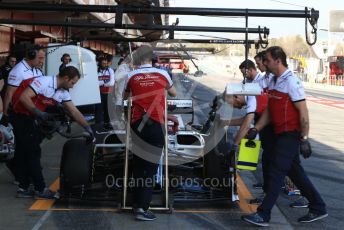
245;95;257;115
30;75;72;103
98;67;115;87
8;60;43;87
268;69;305;102
252;72;274;89
114;63;131;105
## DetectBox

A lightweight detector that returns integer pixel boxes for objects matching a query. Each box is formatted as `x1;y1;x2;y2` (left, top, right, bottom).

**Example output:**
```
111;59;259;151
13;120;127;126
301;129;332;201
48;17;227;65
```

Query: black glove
84;126;95;144
300;139;312;159
34;108;53;123
231;144;239;154
246;128;258;140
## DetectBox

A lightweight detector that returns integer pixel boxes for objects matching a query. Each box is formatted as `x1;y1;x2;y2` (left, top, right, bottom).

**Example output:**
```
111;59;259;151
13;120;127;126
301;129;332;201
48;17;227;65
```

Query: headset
27;44;44;60
61;53;72;63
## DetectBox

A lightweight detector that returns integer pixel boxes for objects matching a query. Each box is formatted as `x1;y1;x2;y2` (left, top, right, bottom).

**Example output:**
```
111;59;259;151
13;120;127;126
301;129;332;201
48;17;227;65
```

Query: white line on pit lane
31;210;52;230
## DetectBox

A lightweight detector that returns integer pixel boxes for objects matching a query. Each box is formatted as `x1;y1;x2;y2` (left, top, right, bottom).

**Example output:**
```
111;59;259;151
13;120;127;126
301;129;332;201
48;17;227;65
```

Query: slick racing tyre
60;138;93;191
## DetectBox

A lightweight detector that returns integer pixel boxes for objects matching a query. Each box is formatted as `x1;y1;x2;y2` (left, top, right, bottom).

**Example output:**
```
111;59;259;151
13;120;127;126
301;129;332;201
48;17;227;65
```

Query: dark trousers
95;93;110;124
257;131;326;221
11;114;45;192
131;119;165;210
259;124;275;194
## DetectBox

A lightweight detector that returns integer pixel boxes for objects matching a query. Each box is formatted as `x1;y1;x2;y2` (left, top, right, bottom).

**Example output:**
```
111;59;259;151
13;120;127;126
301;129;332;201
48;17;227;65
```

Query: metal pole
0;3;319;19
164;92;169;210
244;9;249;84
0;18;270;34
72;37;264;45
122;96;132;209
128;42;133;63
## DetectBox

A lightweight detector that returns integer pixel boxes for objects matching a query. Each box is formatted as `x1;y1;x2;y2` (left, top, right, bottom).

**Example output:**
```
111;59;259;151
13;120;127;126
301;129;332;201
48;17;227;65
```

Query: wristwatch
301;135;308;140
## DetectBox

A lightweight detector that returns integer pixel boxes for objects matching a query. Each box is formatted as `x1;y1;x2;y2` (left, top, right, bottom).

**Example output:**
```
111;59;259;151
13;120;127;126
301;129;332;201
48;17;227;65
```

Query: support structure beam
72;37;265;45
0;3;319;20
0;18;270;34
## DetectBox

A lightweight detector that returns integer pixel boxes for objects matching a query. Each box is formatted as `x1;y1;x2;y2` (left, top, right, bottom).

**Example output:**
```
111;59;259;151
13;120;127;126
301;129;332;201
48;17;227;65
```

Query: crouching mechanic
11;66;93;199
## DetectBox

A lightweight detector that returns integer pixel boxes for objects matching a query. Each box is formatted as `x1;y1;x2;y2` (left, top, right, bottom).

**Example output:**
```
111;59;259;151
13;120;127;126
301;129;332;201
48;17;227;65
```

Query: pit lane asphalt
0;73;338;229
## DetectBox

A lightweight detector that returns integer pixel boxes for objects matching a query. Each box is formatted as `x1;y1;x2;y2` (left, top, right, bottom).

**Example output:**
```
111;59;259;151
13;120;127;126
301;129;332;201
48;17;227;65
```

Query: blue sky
172;0;343;40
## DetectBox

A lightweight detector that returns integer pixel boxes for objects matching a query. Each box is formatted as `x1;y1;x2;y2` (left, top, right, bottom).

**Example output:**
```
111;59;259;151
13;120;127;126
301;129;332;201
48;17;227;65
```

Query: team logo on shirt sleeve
33;80;42;88
8;75;17;81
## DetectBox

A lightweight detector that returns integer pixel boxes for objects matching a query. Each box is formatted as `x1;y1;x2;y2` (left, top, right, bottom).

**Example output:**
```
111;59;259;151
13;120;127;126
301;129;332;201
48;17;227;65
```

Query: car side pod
168;131;205;161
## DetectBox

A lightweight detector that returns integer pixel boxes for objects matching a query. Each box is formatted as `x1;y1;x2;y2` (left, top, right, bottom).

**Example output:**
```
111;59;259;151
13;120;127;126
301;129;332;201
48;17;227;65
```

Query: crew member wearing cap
11;66;93;199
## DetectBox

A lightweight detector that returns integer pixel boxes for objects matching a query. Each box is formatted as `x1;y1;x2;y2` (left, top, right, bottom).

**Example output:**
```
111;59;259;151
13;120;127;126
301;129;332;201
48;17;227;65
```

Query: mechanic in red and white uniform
124;45;177;221
11;66;93;199
4;45;45;118
95;57;115;129
239;58;275;202
239;59;269;118
224;94;257;146
242;46;327;227
2;45;45;183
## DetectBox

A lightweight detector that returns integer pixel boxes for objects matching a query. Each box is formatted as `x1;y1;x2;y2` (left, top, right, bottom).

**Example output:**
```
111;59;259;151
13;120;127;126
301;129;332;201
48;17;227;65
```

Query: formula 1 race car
57;96;238;209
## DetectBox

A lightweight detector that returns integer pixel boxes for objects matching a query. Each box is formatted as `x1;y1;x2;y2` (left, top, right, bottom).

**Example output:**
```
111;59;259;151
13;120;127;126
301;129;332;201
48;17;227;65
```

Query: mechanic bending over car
124;45;177;221
10;66;94;199
239;58;275;204
223;94;257;149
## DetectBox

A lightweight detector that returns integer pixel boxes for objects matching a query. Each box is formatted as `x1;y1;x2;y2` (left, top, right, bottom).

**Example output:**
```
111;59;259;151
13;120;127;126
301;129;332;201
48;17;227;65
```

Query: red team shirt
267;69;305;134
126;64;173;124
251;73;269;115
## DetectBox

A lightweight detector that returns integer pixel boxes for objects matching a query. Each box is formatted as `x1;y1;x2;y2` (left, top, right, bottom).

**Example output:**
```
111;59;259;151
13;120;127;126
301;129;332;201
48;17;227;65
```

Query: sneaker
35;188;56;200
135;208;157;221
249;197;264;204
16;188;34;198
290;197;309;208
242;212;269;227
253;183;263;189
298;212;328;223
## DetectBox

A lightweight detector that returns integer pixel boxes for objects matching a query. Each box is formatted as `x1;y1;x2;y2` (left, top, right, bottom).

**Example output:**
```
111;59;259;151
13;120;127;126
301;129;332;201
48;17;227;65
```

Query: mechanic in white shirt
11;66;93;200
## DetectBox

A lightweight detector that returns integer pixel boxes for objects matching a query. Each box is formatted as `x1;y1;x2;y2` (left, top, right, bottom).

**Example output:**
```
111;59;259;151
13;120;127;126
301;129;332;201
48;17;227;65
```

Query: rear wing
167;99;193;115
